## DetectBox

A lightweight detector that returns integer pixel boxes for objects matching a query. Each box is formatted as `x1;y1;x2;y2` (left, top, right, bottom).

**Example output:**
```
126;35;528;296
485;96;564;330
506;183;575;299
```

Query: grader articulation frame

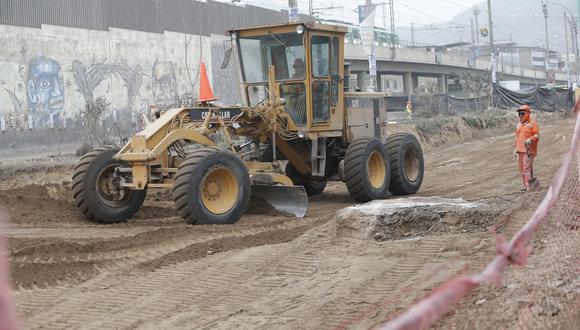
73;22;425;225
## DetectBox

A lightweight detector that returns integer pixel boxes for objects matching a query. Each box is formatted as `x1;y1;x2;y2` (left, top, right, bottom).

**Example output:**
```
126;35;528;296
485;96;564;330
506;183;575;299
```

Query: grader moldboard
73;22;424;225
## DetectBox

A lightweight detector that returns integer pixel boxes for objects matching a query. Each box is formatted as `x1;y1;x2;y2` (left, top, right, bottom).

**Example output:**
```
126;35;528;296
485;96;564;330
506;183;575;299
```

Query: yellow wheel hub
201;167;238;215
367;150;386;189
403;148;420;182
96;164;127;208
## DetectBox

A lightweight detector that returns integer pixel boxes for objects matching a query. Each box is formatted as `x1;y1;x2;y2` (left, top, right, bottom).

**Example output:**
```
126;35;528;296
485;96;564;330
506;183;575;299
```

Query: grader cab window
238;33;305;83
280;83;307;126
247;84;268;106
311;35;330;123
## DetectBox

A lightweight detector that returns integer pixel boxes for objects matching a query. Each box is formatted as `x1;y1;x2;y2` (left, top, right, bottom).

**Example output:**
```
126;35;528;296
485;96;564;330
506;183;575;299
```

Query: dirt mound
335;197;506;241
0;164;74;190
389;110;564;149
0;184;79;225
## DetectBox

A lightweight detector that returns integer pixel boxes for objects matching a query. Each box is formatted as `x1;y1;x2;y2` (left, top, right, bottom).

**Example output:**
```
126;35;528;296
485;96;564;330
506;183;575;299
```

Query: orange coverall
514;116;540;187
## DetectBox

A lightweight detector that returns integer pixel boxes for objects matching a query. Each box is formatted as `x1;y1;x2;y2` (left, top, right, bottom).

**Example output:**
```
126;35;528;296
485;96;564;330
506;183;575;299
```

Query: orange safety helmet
518;104;531;113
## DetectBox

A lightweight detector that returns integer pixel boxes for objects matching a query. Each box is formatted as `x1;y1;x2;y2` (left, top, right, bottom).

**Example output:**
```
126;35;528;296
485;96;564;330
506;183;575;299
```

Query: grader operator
72;22;424;225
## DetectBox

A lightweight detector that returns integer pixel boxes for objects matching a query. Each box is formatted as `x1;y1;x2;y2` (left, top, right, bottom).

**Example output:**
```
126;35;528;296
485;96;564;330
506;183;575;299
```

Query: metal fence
0;0;306;36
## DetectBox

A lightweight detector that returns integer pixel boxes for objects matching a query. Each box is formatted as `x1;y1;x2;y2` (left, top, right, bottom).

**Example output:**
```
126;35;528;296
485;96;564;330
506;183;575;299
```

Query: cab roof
227;21;348;36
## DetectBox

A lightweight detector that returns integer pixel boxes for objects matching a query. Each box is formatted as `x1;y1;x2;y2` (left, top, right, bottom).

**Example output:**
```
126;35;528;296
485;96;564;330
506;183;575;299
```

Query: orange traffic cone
198;62;217;102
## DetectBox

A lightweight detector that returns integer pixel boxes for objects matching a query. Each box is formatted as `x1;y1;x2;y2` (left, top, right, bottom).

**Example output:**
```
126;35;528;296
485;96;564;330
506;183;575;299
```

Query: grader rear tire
285;163;327;197
385;133;424;195
344;137;391;203
172;147;251;225
72;146;146;224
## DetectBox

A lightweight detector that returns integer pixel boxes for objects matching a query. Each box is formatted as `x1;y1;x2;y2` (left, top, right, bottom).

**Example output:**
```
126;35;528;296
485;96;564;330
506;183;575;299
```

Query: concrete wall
0;24;240;131
0;0;310;147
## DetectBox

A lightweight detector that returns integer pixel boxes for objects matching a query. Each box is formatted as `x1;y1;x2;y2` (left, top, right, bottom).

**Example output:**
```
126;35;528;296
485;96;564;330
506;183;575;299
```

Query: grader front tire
172;147;251;225
344;137;391;203
72;146;146;224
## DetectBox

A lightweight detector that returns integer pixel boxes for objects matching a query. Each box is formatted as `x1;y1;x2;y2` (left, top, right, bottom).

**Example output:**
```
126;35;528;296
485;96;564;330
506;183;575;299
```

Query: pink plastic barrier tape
0;211;18;330
380;112;580;330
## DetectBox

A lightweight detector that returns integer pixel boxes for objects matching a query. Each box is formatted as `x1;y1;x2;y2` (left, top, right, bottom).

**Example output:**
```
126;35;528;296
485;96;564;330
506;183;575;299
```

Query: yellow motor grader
73;22;424;225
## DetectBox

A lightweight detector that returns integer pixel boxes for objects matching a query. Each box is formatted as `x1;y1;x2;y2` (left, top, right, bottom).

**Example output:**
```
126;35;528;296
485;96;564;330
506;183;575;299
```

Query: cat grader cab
72;21;424;225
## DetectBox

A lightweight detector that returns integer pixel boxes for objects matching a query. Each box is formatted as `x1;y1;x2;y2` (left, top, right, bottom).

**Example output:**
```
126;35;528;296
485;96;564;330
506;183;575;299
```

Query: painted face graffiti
152;60;178;105
27;56;65;127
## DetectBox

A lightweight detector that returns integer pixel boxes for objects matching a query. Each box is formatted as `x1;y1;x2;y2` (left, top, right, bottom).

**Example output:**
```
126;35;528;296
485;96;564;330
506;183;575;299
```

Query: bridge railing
346;44;567;82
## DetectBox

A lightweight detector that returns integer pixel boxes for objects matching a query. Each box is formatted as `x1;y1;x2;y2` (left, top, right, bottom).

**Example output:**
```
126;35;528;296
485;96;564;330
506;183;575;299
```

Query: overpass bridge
344;44;568;95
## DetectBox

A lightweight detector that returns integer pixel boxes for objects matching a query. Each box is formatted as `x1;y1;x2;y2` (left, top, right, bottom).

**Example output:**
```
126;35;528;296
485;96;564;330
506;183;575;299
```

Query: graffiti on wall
152;60;179;104
1;56;204;136
26;56;65;128
72;60;144;113
1;58;65;130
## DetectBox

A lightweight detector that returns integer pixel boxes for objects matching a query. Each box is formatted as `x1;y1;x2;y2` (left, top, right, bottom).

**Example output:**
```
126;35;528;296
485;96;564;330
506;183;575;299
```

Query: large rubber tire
344;137;391;203
173;147;251;225
285;163;327;197
385;133;424;195
72;146;146;224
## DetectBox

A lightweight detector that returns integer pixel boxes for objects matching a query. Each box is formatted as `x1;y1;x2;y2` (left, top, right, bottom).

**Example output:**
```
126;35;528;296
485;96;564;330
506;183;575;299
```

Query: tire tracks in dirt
10;215;328;289
16;226;490;329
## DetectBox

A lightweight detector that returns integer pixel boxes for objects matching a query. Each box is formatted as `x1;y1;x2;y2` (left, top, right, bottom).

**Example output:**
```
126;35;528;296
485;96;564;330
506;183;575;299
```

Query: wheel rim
201;167;239;215
367;150;386;189
403;147;420;183
96;164;128;208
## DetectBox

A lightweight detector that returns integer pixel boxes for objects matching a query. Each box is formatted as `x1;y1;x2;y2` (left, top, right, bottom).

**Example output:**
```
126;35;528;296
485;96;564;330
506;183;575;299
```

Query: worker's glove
513;150;518;159
524;138;532;146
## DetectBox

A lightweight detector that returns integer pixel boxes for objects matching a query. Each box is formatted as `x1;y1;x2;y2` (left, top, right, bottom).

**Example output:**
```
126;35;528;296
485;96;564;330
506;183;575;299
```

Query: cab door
309;34;343;133
310;34;331;125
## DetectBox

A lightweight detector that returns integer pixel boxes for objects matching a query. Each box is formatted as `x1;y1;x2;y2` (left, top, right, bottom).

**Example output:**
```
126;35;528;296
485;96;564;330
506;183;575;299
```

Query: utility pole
549;2;579;86
509;33;514;67
309;0;313;16
411;22;415;47
487;0;495;85
363;0;376;91
473;6;480;45
470;18;475;47
487;0;493;56
542;1;550;72
564;11;571;87
382;2;387;30
573;18;579;85
389;0;396;59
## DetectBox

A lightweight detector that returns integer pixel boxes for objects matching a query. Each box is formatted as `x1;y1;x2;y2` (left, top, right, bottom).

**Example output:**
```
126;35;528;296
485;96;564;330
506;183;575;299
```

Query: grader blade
251;185;308;218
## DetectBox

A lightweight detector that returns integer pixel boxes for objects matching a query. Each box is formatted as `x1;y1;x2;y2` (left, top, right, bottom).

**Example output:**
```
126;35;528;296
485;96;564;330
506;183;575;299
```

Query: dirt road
1;115;577;329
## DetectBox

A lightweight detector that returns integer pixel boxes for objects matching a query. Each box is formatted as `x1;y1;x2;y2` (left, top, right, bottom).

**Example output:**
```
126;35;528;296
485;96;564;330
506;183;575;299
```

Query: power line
440;0;470;9
498;0;542;16
492;16;538;41
392;0;448;23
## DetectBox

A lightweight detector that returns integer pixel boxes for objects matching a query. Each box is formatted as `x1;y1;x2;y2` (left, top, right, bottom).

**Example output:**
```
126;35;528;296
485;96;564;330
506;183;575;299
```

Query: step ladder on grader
73;21;425;225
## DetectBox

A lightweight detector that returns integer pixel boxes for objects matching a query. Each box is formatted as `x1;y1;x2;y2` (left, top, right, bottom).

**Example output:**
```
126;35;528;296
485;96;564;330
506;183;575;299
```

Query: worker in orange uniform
513;105;540;191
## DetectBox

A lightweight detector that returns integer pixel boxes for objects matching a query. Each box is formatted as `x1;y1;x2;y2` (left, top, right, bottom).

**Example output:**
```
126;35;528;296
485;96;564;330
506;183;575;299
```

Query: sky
226;0;485;27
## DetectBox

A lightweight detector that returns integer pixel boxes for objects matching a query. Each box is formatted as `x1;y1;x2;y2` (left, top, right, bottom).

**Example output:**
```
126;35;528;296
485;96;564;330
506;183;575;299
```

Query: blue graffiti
27;56;64;127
